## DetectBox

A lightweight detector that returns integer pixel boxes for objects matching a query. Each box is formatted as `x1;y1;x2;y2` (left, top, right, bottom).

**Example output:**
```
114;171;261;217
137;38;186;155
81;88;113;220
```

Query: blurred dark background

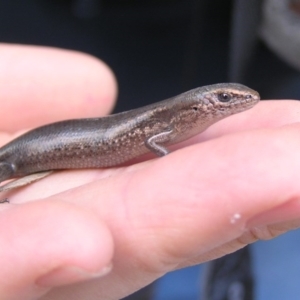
1;0;300;114
1;1;300;299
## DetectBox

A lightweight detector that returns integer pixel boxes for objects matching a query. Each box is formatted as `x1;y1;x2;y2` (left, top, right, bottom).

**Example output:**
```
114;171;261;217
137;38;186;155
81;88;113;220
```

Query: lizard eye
218;93;231;102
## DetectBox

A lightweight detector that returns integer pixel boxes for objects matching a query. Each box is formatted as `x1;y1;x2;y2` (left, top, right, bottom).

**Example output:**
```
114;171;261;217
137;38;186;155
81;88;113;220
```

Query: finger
3;100;300;201
0;44;117;132
0;200;113;300
13;122;300;299
180;201;300;269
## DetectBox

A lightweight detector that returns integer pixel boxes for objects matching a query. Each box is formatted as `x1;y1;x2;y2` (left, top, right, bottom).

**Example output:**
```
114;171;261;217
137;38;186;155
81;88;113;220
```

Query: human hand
1;44;300;300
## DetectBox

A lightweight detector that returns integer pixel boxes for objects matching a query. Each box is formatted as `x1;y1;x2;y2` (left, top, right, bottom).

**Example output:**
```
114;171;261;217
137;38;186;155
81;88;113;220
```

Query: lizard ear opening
192;106;198;111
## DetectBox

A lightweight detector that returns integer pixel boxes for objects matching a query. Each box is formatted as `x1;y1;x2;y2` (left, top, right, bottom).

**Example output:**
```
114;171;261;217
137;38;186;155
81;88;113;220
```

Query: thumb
0;200;113;300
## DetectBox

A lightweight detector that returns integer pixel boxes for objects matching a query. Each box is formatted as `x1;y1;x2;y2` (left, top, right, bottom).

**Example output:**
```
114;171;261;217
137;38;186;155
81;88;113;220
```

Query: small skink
0;83;260;192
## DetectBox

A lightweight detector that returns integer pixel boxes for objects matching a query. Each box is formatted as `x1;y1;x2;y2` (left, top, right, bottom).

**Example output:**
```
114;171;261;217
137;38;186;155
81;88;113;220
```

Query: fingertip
0;44;118;131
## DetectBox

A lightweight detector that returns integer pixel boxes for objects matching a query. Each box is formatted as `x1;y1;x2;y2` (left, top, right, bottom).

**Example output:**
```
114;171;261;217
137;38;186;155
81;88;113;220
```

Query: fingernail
36;264;112;287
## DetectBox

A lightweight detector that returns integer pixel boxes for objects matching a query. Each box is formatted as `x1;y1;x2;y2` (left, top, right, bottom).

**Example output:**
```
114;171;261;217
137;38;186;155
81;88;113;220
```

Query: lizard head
183;83;260;123
193;83;260;117
169;83;260;142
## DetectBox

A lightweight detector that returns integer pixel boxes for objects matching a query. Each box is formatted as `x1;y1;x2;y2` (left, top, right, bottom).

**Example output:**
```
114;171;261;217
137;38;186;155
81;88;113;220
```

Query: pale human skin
1;44;300;300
